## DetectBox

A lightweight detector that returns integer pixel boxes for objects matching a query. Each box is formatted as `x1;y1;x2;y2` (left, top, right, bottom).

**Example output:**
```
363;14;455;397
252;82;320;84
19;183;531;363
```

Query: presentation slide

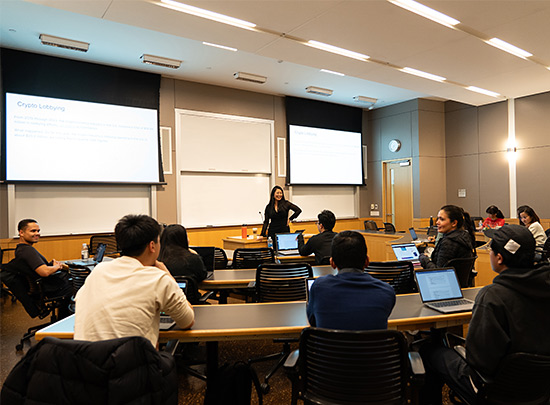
6;93;160;183
288;125;363;185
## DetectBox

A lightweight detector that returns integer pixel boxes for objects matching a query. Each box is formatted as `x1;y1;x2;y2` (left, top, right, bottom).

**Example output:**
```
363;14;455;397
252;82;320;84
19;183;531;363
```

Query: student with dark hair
306;230;395;330
12;219;73;319
517;205;547;248
420;225;550;404
75;214;194;347
260;186;302;240
420;205;474;269
478;205;505;230
298;210;337;264
158;224;207;303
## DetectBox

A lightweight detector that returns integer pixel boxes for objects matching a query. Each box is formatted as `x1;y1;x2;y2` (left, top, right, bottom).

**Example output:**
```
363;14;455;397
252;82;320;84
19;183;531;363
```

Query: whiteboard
180;173;270;227
291;186;357;220
9;184;151;236
178;111;272;173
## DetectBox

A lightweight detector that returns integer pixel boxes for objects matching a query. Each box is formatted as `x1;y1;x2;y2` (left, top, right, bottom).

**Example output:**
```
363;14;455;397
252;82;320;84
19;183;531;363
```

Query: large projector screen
288;124;363;185
6;93;161;183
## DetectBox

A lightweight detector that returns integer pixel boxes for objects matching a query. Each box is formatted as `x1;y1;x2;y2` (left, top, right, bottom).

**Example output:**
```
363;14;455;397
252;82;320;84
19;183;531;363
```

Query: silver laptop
275;232;300;256
392;243;422;269
409;227;430;243
415;268;474;313
159;280;188;330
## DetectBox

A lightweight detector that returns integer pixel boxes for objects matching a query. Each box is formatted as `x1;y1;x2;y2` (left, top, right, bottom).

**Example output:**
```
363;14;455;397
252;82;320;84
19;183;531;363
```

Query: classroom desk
222;234;313;251
35;287;481;385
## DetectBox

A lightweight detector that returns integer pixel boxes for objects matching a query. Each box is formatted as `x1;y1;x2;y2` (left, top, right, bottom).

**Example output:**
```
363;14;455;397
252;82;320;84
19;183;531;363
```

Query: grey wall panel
417;156;447;217
478;101;507;154
380;112;413;161
516;146;550;218
445;105;478;157
478;151;510;218
445;155;480;215
418;109;445;158
516;92;550;149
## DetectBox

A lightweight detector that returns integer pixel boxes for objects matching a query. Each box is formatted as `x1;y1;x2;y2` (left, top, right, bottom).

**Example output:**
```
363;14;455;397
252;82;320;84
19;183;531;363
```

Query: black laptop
67;243;107;268
190;246;215;278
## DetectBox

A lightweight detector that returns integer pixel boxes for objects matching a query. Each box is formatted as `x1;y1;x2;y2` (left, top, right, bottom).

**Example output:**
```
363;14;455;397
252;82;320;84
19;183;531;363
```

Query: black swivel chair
364;220;382;231
232;247;275;269
383;222;397;233
365;260;416;294
284;328;425;405
444;256;478;288
89;234;119;257
1;246;17;301
248;263;313;394
2;259;67;351
213;247;228;269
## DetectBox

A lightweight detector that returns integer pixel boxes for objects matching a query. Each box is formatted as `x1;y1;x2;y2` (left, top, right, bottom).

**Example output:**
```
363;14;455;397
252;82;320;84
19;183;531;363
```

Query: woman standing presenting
260;186;302;240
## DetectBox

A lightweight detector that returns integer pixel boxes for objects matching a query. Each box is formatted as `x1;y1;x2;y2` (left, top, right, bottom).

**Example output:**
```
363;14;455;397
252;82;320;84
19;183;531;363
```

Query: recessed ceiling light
141;54;182;69
388;0;460;28
466;86;500;98
39;34;89;52
320;69;345;76
400;67;446;82
234;72;267;84
203;42;237;52
160;0;256;30
306;40;369;62
486;38;532;59
305;86;333;96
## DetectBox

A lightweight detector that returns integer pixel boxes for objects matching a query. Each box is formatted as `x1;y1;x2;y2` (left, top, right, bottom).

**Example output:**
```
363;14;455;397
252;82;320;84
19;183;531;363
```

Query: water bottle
267;236;273;250
81;243;89;260
429;216;434;227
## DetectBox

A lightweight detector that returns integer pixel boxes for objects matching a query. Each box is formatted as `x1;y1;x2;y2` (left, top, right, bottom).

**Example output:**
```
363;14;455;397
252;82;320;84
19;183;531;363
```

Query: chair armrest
163;339;179;356
198;290;214;304
283;349;299;370
453;345;467;361
408;352;425;376
444;332;466;348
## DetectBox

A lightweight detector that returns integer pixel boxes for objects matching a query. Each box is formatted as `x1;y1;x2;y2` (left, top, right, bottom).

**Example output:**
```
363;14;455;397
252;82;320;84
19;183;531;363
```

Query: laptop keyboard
431;299;472;307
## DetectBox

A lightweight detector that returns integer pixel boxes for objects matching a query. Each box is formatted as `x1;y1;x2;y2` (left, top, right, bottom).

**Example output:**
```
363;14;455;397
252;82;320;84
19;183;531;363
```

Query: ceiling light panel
306;40;369;62
466;86;500;98
320;69;345;76
486;38;532;59
39;34;89;52
387;0;460;28
203;42;237;52
234;72;267;84
141;54;182;69
306;86;333;96
400;67;446;82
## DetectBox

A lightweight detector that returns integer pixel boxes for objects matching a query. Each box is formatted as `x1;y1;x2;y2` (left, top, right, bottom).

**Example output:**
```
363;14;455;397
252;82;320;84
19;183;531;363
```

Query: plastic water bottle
81;243;89;260
267;236;273;250
429;216;434;227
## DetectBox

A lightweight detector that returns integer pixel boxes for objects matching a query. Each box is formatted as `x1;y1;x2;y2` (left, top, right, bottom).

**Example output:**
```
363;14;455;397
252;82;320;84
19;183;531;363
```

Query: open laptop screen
275;233;300;251
189;246;215;272
392;243;420;261
415;268;463;303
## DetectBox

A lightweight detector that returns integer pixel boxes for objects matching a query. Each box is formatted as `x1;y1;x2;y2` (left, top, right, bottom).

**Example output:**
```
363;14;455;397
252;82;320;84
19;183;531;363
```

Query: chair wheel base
16;343;23;351
261;383;270;394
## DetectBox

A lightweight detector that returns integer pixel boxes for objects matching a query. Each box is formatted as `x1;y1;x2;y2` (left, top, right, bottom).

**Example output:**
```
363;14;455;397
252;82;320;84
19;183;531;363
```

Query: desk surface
35;288;481;343
200;265;336;289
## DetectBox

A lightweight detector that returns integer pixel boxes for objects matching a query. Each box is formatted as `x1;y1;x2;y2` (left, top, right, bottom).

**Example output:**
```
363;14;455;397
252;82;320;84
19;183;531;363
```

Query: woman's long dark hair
158;224;190;260
486;205;504;219
268;185;288;211
517;205;541;226
440;205;465;229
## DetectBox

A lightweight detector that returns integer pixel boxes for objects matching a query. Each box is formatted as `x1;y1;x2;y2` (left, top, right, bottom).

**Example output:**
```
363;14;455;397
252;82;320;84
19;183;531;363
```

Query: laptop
67;243;107;268
190;246;215;279
409;227;430;243
414;268;474;313
391;243;422;269
305;277;315;302
159;280;188;330
275;232;301;256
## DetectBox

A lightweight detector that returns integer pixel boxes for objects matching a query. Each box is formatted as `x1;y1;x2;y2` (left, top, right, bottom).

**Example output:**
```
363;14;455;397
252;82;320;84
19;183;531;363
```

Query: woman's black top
261;201;302;238
159;248;207;304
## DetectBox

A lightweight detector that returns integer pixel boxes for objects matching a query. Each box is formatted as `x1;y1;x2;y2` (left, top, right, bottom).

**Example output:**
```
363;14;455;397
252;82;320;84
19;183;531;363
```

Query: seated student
517;205;547;249
297;210;337;264
419;225;550;404
478;205;505;230
420;205;474;269
158;224;207;304
12;219;73;319
306;230;396;330
74;214;194;347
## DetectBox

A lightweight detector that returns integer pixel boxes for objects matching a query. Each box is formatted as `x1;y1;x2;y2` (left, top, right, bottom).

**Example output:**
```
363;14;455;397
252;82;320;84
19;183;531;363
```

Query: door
383;160;413;232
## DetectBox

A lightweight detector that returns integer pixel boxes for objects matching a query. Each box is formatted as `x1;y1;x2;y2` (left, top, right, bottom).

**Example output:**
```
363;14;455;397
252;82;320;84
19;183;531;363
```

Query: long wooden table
35;287;480;387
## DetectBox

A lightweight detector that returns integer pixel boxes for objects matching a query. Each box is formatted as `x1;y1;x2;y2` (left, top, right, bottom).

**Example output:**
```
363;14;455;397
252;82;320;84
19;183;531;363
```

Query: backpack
204;361;263;405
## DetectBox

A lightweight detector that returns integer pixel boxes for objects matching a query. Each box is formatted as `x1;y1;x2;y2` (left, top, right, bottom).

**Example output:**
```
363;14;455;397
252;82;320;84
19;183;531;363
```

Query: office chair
444;256;477;288
1;246;17;302
284;327;425;405
383;222;397;233
173;275;213;305
248;263;313;394
1;336;179;404
232;247;275;269
2;259;67;351
68;266;91;295
214;247;228;269
89;234;119;257
365;260;416;294
364;220;382;231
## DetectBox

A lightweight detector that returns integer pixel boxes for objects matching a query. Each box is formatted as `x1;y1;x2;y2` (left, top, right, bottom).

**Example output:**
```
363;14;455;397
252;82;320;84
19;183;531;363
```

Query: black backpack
204;361;263;405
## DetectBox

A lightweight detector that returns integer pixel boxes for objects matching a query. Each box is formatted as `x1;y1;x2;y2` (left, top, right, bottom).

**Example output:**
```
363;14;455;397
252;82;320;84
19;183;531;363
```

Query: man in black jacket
298;209;337;264
419;224;550;404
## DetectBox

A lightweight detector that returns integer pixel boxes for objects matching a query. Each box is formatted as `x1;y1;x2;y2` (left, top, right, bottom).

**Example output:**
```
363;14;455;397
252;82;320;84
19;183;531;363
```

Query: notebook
159;280;188;330
391;243;422;269
67;243;107;268
409;227;430;243
190;246;215;279
275;232;301;256
414;268;474;313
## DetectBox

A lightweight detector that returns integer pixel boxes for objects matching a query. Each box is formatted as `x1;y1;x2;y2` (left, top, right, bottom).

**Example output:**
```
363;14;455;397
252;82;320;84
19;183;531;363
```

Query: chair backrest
383;222;396;233
68;266;92;294
541;237;550;262
319;256;331;265
255;263;313;302
232;248;275;269
365;261;416;294
89;234;118;257
478;352;550;404
364;220;379;231
298;327;410;404
214;247;228;269
444;255;477;288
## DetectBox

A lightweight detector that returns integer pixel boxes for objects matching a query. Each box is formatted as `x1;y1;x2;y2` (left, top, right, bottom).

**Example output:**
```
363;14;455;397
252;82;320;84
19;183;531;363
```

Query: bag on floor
204;361;262;405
